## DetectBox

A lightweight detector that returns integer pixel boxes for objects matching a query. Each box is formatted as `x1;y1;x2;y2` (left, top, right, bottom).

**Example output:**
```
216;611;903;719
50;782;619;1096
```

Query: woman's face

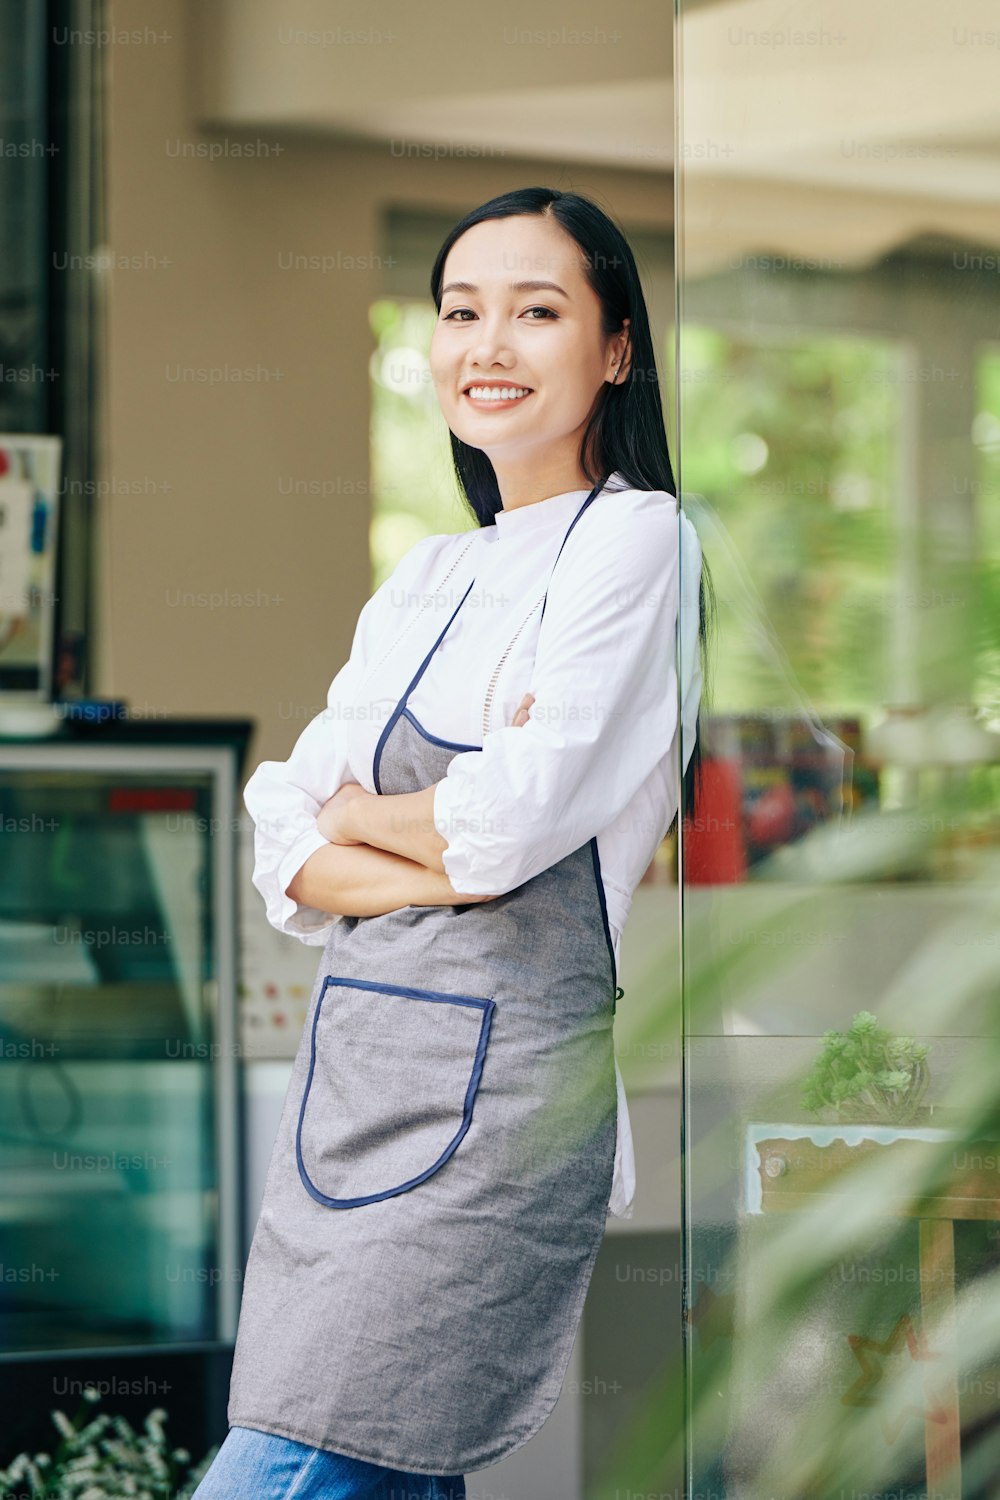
429;214;629;478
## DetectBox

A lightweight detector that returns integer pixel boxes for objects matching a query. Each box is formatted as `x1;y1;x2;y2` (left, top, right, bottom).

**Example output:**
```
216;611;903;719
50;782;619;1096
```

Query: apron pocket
295;976;495;1208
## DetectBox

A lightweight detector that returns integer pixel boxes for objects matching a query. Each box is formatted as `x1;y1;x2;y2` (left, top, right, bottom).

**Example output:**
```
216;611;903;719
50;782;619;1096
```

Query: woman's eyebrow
441;279;571;298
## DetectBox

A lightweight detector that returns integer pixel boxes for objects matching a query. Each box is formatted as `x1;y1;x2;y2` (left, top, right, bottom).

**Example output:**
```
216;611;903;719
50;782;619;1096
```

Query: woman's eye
441;306;558;322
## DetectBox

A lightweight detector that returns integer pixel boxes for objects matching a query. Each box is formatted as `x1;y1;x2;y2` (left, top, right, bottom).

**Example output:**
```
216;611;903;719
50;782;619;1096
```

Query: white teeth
466;386;531;401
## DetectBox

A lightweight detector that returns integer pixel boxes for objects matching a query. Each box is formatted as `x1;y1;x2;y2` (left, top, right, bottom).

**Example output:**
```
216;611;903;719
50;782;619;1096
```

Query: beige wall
100;0;671;765
195;0;669;130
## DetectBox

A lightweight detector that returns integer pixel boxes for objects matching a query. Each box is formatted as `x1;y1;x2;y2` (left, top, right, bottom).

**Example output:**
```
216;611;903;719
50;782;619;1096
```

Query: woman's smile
463;378;534;411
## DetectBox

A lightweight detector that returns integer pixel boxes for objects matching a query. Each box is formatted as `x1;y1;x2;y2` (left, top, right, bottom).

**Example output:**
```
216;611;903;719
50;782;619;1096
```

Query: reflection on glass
676;4;1000;1496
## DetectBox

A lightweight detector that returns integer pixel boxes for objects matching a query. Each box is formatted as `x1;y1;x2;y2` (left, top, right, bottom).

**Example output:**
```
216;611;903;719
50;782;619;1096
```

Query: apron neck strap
538;477;609;627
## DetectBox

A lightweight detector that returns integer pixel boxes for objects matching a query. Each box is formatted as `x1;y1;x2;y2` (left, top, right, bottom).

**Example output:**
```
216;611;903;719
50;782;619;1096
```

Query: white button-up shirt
243;471;703;1219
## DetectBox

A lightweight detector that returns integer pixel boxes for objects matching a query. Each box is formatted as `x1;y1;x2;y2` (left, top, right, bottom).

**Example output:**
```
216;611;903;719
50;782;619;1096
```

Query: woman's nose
469;317;514;366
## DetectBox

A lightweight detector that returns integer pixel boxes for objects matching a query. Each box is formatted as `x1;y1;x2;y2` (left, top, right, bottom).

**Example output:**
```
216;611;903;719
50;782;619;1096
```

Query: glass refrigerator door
0;745;240;1355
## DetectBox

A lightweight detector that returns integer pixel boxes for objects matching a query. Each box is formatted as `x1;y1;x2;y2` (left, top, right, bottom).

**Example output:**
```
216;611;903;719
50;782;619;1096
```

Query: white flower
53;1410;77;1439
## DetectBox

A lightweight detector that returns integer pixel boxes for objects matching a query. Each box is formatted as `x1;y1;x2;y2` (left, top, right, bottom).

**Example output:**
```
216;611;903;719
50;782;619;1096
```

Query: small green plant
800;1010;931;1124
0;1386;218;1499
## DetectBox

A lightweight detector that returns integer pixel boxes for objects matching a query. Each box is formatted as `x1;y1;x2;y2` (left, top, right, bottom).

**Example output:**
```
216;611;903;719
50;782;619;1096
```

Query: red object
106;787;198;813
746;780;796;847
681;757;747;884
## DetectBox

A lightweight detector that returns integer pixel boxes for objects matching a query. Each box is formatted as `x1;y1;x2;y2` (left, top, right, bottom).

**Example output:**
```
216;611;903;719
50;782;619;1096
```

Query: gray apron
228;482;622;1475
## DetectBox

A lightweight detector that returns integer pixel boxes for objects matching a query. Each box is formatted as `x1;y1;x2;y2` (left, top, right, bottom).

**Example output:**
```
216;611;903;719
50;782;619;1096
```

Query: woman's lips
462;389;534;411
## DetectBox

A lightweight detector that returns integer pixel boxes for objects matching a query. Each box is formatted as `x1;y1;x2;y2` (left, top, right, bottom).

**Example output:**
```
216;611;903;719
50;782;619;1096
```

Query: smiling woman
429;212;634;510
209;187;712;1500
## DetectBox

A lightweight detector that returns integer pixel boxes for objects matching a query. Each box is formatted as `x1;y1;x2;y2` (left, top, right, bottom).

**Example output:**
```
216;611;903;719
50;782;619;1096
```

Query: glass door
676;4;1000;1496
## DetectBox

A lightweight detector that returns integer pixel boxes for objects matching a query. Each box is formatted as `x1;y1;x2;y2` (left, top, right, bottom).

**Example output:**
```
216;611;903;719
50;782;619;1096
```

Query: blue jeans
190;1425;467;1499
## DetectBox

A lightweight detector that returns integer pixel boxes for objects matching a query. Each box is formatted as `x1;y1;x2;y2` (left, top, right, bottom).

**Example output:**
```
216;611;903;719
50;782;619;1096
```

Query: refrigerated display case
0;733;246;1458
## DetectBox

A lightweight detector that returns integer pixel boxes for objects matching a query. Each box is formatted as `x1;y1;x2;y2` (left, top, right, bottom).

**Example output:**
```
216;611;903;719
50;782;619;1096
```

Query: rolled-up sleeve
243;647;365;945
432;492;683;896
243;534;447;943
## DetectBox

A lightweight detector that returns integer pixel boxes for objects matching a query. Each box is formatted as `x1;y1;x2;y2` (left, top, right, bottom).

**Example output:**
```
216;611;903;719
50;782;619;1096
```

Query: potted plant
799;1010;931;1125
0;1386;218;1498
745;1012;951;1215
741;1011;1000;1224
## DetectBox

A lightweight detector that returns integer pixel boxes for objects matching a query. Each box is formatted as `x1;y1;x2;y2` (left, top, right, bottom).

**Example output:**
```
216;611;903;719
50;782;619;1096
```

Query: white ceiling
196;0;1000;273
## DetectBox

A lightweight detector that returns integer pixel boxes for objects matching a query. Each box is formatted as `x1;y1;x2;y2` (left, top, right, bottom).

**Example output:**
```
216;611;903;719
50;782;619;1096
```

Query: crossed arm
285;492;684;925
284;693;534;916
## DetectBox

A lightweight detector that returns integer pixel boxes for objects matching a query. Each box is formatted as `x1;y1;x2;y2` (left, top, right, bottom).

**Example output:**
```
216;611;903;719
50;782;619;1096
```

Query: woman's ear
609;319;632;383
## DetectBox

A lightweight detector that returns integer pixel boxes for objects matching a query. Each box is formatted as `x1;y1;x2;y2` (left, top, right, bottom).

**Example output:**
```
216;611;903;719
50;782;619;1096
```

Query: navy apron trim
373;477;608;787
401;705;482;754
589;836;618;1000
317;975;494;1009
372;574;479;793
538;477;609;627
295;976;496;1210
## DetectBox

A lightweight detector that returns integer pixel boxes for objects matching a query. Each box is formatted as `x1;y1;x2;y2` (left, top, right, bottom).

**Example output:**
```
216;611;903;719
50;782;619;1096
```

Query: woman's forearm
285;836;486;917
339;783;449;874
324;694;537;877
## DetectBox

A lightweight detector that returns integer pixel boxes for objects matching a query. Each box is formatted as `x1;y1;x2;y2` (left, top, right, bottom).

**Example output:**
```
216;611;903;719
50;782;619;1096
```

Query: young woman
194;186;711;1500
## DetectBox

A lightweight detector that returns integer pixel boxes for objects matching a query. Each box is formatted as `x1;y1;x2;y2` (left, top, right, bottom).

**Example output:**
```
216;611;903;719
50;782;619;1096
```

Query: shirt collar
492;472;627;542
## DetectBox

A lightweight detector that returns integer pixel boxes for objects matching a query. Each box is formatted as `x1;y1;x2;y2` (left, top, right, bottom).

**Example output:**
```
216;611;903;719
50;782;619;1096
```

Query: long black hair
429;185;715;829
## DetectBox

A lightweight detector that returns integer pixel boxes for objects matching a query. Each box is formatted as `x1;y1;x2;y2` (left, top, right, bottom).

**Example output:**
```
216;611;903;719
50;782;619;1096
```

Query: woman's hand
512;691;534;727
316;781;369;845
